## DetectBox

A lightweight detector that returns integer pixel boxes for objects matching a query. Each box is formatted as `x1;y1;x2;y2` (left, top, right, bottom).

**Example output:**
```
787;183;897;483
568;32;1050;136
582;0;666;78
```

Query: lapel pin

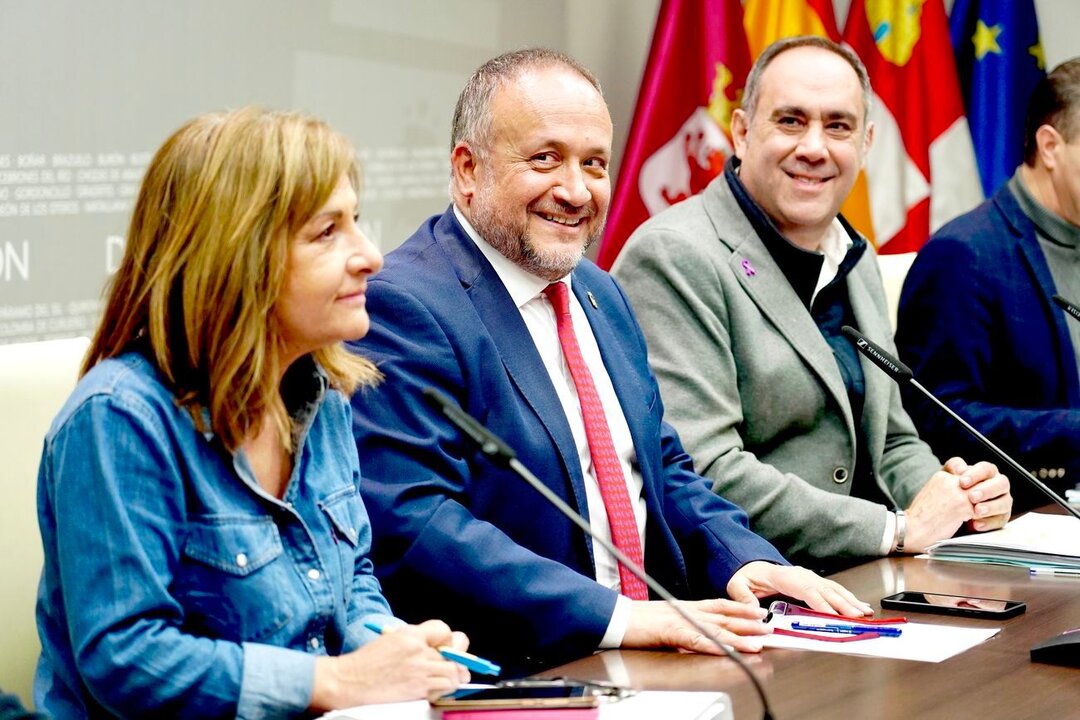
587;291;598;309
741;259;757;277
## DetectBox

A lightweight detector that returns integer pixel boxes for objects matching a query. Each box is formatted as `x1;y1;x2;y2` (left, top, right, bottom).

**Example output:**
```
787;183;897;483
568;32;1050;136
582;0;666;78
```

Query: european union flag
951;0;1045;196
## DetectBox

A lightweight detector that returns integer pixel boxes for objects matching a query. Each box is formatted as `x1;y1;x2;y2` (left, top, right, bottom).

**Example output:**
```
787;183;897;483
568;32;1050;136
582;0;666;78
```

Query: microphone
422;386;776;720
1053;294;1080;323
840;325;1080;520
422;387;518;464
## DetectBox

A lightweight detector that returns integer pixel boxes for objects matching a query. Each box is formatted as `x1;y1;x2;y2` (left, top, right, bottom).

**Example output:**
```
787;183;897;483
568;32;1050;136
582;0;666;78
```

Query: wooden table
538;555;1080;719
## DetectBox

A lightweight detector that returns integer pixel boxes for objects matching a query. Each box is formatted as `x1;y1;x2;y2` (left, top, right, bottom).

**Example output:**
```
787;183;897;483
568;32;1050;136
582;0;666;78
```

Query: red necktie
543;282;648;600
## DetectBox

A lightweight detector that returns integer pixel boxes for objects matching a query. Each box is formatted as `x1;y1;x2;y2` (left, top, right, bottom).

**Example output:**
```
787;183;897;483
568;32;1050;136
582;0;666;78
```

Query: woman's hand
309;620;470;711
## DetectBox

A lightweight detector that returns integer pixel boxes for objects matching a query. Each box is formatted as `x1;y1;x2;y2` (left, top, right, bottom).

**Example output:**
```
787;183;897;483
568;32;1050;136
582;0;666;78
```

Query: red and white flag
596;0;751;270
843;0;983;253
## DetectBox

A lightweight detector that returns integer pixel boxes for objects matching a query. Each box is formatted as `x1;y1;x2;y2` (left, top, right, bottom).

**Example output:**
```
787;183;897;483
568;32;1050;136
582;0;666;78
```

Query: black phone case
880;592;1026;619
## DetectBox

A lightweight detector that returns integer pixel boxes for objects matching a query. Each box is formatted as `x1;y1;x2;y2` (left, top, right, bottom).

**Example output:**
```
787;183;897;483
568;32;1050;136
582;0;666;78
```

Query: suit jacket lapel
1000;192;1080;404
570;273;672;530
703;181;857;439
570;276;645;418
432;209;592;519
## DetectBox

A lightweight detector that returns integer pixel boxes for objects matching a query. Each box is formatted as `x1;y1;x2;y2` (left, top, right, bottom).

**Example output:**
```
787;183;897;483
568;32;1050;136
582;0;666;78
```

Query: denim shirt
34;351;396;719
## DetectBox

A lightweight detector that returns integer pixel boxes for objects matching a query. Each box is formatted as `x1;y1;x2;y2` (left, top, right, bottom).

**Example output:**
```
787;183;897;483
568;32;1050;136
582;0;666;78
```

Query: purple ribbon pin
741;259;756;277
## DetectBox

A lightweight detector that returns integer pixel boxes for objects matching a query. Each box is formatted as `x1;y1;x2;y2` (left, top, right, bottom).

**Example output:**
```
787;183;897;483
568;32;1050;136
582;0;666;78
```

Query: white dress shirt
454;205;641;646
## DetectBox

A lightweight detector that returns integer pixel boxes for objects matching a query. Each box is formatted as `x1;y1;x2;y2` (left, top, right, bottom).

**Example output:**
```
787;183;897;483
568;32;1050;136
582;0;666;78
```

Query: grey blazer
612;175;942;562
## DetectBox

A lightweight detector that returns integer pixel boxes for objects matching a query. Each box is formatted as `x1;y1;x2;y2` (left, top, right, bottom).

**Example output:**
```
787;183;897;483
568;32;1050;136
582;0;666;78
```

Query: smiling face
275;174;383;365
732;45;873;251
453;65;613;280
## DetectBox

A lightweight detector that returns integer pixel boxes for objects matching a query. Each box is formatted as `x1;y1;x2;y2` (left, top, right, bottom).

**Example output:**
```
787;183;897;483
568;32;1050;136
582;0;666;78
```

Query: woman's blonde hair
84;106;379;452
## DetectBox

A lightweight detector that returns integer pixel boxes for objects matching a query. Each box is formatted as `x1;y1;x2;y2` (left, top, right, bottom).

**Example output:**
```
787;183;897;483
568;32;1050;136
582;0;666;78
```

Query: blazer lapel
703;181;857;439
1002;193;1080;404
570;274;671;528
432;210;592;519
570;276;648;417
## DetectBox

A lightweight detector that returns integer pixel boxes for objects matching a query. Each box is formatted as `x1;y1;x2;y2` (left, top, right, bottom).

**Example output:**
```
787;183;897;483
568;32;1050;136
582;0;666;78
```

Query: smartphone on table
430;684;602;710
881;591;1026;619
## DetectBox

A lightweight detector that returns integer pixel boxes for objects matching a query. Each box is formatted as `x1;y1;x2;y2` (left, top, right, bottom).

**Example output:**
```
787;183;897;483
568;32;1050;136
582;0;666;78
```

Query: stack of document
926;513;1080;570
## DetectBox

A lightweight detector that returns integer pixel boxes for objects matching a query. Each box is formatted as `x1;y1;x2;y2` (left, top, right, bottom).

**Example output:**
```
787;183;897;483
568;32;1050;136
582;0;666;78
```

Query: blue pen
363;621;502;675
791;621;902;637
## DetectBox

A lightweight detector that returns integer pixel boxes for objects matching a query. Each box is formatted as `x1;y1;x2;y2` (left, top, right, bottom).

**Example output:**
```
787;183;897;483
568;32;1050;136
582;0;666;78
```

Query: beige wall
1;0;1077;344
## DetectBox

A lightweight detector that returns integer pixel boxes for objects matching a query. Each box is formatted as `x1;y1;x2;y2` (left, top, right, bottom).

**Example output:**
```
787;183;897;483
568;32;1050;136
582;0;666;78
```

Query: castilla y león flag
596;0;750;270
843;0;983;254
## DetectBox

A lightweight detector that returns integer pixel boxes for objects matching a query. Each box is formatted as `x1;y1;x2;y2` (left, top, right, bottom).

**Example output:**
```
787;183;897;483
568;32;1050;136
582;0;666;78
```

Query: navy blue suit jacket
896;185;1080;507
349;208;785;669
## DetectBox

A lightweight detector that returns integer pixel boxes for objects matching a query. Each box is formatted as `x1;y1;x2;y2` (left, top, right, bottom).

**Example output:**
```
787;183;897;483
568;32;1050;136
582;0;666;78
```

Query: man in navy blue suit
349;48;871;671
897;58;1080;510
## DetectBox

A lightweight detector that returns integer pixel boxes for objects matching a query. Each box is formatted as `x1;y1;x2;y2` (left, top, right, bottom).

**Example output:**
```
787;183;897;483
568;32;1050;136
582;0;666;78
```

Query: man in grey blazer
611;36;1012;568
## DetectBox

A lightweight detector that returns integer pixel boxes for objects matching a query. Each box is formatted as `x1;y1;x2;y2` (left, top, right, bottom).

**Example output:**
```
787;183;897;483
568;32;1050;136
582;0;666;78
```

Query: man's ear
451;142;479;202
861;121;876;168
731;108;750;159
1035;124;1063;170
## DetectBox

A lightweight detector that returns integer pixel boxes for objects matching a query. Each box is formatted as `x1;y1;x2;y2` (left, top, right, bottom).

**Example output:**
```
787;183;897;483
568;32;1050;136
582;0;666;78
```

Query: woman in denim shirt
34;108;470;718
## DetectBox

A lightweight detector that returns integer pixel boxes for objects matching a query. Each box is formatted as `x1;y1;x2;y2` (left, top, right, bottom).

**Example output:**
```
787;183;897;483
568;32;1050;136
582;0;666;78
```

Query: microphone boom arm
840;326;1080;521
421;386;776;720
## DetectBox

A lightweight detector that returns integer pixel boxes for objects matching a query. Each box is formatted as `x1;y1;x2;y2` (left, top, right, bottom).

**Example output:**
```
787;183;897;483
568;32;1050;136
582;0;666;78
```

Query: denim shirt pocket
178;515;292;643
319;486;366;594
319;485;364;549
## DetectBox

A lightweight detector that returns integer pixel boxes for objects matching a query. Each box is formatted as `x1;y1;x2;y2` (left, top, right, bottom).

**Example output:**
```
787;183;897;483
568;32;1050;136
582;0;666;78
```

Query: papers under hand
763;613;999;662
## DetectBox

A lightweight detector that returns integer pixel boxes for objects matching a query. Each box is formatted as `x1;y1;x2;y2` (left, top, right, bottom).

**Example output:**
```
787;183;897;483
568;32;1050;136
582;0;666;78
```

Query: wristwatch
894;509;907;553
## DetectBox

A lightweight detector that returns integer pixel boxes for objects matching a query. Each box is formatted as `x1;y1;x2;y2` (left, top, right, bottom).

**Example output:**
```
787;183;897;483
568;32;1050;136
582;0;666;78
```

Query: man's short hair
741;36;872;126
450;48;602;154
1023;58;1080;166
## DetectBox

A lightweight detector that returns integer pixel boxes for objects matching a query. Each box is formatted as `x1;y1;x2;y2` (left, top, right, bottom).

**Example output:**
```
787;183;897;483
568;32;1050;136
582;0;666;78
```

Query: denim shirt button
309;637;320;650
307;568;321;581
235;553;249;568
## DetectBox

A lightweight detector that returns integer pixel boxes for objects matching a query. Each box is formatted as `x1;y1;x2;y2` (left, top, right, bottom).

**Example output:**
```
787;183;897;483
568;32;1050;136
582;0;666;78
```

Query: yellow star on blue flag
951;0;1045;195
1029;42;1045;70
972;20;1002;60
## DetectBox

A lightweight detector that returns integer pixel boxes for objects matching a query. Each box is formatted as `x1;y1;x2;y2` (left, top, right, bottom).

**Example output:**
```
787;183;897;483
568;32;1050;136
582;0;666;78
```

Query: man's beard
471;192;604;282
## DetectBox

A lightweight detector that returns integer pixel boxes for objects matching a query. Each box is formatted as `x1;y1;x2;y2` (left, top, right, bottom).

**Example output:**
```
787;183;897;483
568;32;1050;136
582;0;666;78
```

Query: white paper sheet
323;699;433;720
927;512;1080;569
605;691;730;719
761;614;999;662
